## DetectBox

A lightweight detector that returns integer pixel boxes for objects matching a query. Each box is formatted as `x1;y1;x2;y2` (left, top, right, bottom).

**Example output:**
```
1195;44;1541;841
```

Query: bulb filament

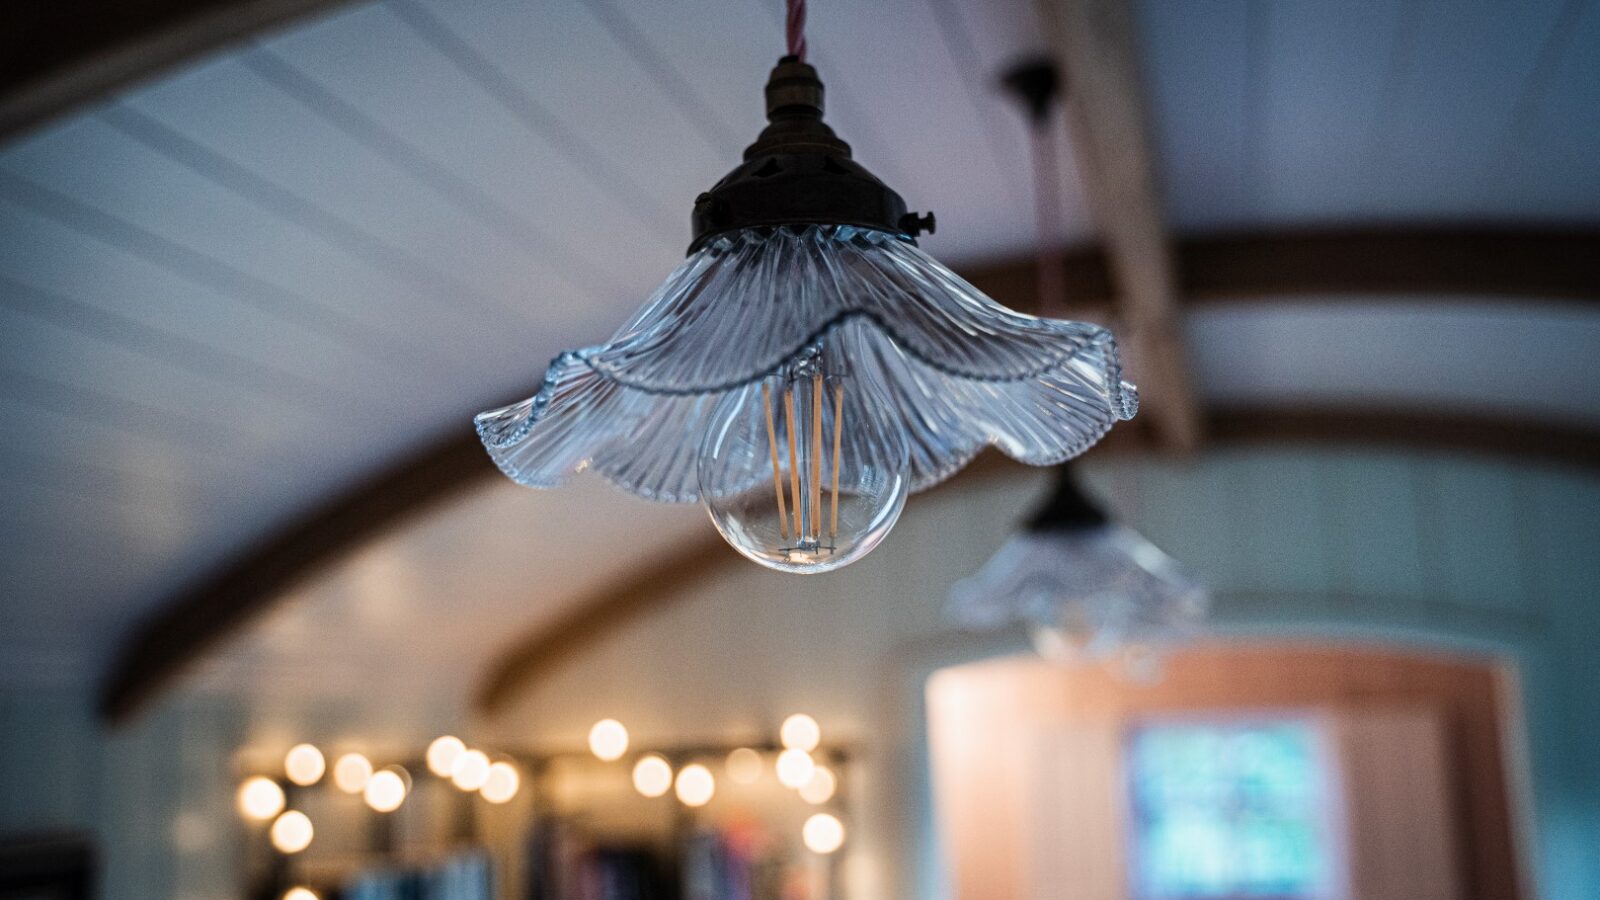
761;369;846;555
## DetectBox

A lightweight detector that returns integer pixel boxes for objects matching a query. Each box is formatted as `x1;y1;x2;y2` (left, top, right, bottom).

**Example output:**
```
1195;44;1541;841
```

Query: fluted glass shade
477;225;1137;571
947;524;1207;678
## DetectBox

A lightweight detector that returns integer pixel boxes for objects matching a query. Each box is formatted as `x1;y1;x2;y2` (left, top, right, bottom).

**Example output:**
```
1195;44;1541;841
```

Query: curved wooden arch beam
473;406;1600;717
99;432;497;722
0;0;354;142
100;227;1600;723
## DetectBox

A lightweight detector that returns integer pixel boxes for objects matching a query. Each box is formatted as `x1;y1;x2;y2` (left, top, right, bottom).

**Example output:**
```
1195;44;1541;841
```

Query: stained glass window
1127;719;1336;899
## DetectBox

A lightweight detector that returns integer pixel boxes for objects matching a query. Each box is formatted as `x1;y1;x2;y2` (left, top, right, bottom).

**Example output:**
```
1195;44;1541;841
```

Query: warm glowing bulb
283;888;319;900
587;719;629;761
481;761;520;804
451;749;491;791
270;810;314;854
780;713;821;751
802;812;845;854
698;354;911;574
799;765;836;804
284;744;325;786
332;753;373;794
675;763;715;807
364;768;407;812
426;735;466;778
776;748;815;789
237;776;285;821
725;747;763;785
632;755;673;798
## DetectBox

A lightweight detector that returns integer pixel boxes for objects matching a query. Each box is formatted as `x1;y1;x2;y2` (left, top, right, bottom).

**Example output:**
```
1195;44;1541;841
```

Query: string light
632;755;673;798
799;765;836;804
675;763;715;807
725;748;763;785
426;735;466;778
481;761;521;804
236;776;285;821
364;767;408;813
802;812;845;854
270;810;314;854
780;713;821;752
776;748;815;789
284;744;325;787
451;749;491;791
587;719;629;761
332;753;373;794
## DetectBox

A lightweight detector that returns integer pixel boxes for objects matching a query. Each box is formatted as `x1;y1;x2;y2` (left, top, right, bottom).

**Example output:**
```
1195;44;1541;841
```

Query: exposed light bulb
799;765;836;805
632;755;673;798
780;713;821;752
481;761;520;804
588;719;629;761
332;753;373;794
699;346;909;574
725;747;763;785
675;763;715;807
283;888;319;900
776;748;815;789
364;767;407;812
451;749;491;791
237;776;285;821
802;812;845;854
284;744;325;786
426;736;466;778
270;810;314;854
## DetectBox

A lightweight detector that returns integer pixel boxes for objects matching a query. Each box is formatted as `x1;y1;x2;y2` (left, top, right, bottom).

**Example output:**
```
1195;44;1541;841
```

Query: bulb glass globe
675;763;715;807
725;748;763;785
481;761;520;804
284;744;325;786
780;713;821;752
799;765;837;804
451;749;491;791
699;345;910;574
632;755;673;798
426;736;466;778
802;812;845;854
283;888;319;900
332;753;373;794
237;776;285;821
364;768;407;813
776;748;816;789
587;719;629;761
270;810;314;854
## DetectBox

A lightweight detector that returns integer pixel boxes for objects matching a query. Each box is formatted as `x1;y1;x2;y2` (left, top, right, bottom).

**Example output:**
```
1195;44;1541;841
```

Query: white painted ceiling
0;0;1595;695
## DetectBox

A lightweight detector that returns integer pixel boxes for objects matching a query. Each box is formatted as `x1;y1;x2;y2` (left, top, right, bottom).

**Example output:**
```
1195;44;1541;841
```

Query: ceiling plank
1034;0;1202;453
98;226;1600;723
0;0;355;142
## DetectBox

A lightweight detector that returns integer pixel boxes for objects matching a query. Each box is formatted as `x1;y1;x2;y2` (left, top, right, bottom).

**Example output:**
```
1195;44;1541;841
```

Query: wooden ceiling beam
1034;0;1202;453
962;227;1600;312
0;0;351;142
472;405;1600;716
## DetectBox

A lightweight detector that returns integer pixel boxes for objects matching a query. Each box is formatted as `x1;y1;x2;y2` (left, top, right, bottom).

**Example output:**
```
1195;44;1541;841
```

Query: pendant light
476;4;1137;573
947;466;1206;677
944;59;1205;675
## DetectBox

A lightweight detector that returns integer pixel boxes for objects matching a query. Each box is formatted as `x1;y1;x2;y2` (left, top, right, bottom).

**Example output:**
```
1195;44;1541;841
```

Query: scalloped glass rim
476;225;1138;503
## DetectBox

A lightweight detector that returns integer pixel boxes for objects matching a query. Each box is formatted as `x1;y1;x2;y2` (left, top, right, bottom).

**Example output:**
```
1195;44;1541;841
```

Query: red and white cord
786;0;808;61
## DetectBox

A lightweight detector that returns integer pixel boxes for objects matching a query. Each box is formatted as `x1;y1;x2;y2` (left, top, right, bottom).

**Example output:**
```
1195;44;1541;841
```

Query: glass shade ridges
476;224;1138;504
